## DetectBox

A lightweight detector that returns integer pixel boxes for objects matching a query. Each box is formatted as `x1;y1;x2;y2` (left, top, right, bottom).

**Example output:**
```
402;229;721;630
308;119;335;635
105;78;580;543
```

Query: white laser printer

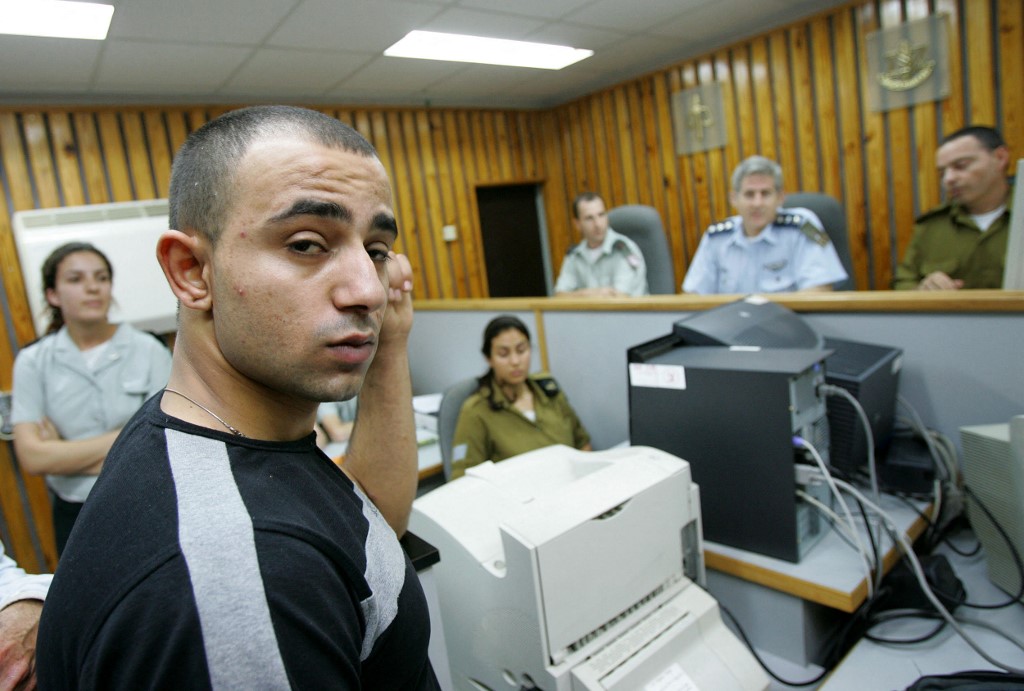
410;444;768;691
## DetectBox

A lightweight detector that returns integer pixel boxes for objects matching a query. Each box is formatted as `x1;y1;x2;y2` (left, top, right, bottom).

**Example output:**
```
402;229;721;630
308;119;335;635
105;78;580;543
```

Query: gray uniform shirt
554;227;649;296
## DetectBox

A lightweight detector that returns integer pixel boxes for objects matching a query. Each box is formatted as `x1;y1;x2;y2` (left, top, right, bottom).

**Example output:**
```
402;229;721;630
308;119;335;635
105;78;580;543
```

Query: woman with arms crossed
11;242;172;554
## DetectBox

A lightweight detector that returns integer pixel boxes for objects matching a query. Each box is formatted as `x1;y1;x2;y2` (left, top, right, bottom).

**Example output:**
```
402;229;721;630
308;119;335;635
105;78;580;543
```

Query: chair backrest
606;204;676;294
784;192;854;291
437;376;480;481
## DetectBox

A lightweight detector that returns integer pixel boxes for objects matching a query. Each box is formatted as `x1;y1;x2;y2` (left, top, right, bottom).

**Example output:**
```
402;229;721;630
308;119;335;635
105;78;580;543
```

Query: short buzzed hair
943;125;1006;152
731;156;783;192
169;105;379;243
572;191;604;218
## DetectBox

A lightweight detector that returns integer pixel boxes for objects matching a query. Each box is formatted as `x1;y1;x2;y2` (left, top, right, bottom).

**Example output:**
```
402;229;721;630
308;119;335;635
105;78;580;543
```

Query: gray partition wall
411;305;1024;453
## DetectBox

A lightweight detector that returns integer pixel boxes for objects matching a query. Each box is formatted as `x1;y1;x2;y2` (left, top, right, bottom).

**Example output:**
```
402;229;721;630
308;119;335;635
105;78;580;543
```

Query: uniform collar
572;227;621;258
725;216;778;247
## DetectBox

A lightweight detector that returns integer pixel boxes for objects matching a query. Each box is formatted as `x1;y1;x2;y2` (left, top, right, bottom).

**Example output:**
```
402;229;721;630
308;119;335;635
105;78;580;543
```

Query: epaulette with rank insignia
530;374;561;398
775;211;830;247
705;219;736;235
914;203;954;224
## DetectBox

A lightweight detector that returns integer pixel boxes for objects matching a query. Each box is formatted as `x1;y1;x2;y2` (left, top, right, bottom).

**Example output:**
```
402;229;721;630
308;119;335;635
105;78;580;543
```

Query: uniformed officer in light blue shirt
682;156;848;294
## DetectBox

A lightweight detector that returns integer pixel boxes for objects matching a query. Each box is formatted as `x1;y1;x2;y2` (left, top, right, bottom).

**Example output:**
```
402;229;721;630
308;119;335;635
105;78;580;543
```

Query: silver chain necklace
163;388;247;437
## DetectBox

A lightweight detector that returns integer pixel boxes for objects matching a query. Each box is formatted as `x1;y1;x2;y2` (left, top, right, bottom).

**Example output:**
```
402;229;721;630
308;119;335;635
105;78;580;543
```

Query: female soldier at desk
11;242;172;555
451;315;590;478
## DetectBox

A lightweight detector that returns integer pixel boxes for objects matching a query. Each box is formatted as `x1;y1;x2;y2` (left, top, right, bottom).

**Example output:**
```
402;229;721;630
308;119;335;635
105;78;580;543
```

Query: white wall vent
12;199;177;337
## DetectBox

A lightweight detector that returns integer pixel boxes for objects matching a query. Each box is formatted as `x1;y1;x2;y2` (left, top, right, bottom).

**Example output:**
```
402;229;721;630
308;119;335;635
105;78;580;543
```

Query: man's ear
157;230;212;311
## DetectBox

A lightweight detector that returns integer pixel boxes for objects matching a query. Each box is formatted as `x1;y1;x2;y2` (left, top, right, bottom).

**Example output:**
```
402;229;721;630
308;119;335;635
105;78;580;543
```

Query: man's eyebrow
270;199;351;224
373;212;399;239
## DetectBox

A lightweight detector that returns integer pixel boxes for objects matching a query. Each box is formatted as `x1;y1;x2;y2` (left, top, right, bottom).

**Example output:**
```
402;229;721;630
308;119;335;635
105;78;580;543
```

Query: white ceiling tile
93;41;252;92
455;0;594;21
328;56;465;94
0;36;102;91
268;0;444;52
221;48;372;96
420;7;547;40
107;0;300;44
564;0;714;33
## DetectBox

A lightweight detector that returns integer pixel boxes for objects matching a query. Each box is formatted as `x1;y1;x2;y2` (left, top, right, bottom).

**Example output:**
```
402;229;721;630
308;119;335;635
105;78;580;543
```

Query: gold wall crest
671;83;726;155
866;15;950;112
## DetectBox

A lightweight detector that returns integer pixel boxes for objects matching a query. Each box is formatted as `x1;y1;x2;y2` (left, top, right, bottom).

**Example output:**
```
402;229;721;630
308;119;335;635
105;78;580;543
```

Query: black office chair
785;192;855;291
606;205;677;295
436;377;479;481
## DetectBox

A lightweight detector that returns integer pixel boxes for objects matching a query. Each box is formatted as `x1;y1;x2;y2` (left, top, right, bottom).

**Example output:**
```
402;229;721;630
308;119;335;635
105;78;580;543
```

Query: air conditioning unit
12;199;177;336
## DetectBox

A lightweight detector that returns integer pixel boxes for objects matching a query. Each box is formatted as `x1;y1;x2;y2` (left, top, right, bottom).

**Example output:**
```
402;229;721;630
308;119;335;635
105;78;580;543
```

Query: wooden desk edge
705;504;934;613
415;290;1024;314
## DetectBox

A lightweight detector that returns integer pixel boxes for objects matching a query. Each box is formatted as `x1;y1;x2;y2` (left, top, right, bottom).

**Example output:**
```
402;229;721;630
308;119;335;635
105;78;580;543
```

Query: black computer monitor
672;296;824;349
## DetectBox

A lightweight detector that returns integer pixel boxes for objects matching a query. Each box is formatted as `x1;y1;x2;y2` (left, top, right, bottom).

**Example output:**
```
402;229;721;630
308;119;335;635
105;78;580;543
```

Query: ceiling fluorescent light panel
0;1;114;40
385;30;593;70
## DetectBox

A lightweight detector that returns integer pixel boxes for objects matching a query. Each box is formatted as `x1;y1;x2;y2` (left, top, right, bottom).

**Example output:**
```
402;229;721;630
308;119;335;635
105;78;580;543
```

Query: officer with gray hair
682;156;847;294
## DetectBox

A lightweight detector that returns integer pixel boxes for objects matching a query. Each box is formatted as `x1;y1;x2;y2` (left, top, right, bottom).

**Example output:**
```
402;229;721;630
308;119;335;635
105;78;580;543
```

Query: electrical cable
795;436;876;595
958;485;1024;609
714;597;829;687
821;383;879;504
832;477;1024;675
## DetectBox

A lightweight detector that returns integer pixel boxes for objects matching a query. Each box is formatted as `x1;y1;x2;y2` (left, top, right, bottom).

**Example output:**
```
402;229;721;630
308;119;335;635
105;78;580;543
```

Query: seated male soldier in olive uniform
451;315;590;478
894;126;1013;290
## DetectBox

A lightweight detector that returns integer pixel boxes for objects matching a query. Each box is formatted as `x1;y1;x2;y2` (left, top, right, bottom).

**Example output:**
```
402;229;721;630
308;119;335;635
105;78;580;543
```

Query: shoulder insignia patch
915;203;954;224
775;212;830;247
706;219;736;235
531;374;561;398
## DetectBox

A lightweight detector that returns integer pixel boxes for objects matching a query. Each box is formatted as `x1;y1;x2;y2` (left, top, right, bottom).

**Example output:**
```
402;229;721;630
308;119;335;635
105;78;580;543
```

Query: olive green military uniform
893;190;1013;289
450;373;590;479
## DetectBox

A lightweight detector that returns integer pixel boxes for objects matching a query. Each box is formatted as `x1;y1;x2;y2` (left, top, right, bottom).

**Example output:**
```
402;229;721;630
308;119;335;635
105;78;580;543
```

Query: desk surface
705;494;932;613
821;530;1024;690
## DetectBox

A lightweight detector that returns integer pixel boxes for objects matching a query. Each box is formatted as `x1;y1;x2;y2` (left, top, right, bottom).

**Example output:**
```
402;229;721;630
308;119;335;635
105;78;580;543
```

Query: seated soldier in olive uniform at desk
451;315;591;479
894;126;1013;290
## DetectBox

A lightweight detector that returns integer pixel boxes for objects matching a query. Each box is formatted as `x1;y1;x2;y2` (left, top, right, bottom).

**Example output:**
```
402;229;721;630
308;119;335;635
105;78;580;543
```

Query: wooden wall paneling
769;31;799;192
936;0;966;136
430;112;468;298
121;112;156;200
627;83;652;206
540;109;573;276
698;59;727;224
375;111;416;294
0;113;34;212
998;0;1024;157
414;110;452;299
881;1;918;263
72;113;109;206
478;112;501;181
751;38;778;161
591;92;613;201
650;74;686;280
452;110;488;297
440;111;479;296
492;112;514;180
730;47;757;162
713;51;742;196
186;108;209;134
907;0;941;215
48;112;85;208
22;113;60;208
97;111;135;202
603;90;628;205
0;446;51;573
564;102;586;194
397;111;438;299
143;110;173;198
352;110;373;143
789;25;821;191
857;2;895;290
833;8;870;289
0;182;36;349
615;86;641;205
682;63;714;243
811;16;843;200
665;68;695;267
163;111;188;161
675;65;703;258
517;111;539;180
965;0;996;126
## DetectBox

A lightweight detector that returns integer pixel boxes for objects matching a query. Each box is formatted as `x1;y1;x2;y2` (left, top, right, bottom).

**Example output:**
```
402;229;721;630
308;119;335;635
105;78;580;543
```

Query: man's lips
327;334;376;365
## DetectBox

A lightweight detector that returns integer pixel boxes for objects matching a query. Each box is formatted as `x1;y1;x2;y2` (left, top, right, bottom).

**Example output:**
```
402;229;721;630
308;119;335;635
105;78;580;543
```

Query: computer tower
628;344;830;562
822;338;902;478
